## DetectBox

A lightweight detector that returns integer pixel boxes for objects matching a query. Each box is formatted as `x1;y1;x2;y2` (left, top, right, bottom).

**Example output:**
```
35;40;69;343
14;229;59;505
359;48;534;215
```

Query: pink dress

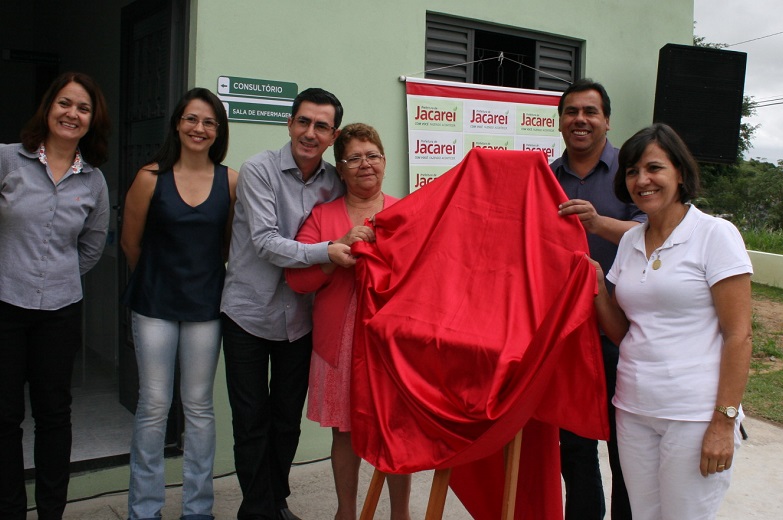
285;195;398;431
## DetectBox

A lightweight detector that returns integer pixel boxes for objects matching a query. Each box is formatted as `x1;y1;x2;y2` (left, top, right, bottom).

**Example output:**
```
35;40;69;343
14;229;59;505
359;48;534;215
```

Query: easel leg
424;468;452;520
359;469;386;520
501;429;524;520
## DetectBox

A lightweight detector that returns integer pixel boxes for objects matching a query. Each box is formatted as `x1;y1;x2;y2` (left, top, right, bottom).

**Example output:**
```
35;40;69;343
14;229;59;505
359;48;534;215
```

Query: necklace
645;229;664;270
647;206;689;271
346;194;384;225
346;195;384;211
652;247;662;270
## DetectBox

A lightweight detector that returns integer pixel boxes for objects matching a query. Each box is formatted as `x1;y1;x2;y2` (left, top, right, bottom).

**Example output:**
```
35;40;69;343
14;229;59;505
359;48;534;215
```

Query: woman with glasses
0;71;110;520
121;88;237;520
286;123;411;520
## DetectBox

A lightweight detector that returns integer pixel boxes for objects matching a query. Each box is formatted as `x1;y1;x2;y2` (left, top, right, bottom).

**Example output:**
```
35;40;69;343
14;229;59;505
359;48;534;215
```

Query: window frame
425;12;581;92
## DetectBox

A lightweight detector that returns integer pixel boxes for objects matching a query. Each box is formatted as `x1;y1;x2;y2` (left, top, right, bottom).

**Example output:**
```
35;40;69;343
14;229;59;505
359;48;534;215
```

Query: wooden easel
359;429;523;519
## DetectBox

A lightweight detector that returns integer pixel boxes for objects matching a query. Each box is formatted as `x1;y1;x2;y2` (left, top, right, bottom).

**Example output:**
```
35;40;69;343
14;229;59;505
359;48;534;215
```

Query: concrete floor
28;415;783;519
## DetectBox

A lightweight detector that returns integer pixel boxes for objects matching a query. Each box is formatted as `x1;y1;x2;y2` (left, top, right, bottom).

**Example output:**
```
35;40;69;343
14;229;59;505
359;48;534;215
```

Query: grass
752;281;783;302
743;228;783;255
744;371;783;423
744;282;783;423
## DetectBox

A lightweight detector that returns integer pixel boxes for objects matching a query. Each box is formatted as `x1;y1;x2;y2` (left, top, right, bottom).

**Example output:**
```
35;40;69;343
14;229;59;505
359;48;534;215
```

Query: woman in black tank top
120;88;238;520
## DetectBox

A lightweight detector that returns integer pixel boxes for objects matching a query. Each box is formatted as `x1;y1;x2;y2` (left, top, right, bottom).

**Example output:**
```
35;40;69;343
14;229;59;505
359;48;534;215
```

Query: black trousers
0;300;82;520
221;314;312;520
561;335;632;520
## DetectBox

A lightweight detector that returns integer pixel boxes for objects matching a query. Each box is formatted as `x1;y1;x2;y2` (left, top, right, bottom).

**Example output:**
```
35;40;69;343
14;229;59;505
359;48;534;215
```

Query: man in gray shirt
220;88;353;520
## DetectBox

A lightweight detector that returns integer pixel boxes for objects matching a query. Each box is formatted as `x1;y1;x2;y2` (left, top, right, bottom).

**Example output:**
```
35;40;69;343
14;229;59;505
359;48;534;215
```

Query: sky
694;0;783;164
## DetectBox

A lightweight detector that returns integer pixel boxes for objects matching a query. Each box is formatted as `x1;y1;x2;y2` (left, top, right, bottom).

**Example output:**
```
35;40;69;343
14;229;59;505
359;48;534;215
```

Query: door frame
117;0;190;445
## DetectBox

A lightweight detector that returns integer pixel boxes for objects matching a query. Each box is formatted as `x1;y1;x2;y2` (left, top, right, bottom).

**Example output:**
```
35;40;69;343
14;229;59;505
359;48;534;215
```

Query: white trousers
616;409;741;520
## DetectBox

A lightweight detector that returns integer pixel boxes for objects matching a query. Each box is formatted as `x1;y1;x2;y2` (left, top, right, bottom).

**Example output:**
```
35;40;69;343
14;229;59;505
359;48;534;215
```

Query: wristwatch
715;405;739;419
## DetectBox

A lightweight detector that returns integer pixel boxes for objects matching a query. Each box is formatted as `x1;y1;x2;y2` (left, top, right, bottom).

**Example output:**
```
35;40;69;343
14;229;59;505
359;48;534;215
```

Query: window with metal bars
425;13;580;92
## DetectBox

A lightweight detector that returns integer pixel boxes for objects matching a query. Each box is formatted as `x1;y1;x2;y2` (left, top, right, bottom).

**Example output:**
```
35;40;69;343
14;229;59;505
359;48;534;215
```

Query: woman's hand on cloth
584;254;606;289
337;225;376;246
324;226;376;270
585;254;629;347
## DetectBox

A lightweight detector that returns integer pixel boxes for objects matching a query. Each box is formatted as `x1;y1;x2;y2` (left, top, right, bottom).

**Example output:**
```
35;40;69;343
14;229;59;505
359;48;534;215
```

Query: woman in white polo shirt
591;123;752;520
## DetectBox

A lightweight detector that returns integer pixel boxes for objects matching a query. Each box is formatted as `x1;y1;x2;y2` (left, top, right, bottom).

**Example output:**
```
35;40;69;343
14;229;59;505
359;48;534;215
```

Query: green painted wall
189;0;695;198
30;0;694;506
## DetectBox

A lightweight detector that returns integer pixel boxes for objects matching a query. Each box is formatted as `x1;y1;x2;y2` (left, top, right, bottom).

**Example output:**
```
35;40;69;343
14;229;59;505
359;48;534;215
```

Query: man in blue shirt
551;79;645;520
221;88;353;520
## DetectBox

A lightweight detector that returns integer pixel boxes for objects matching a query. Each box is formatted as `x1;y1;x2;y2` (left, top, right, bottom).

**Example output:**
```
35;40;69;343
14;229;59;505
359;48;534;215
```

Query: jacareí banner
405;77;563;192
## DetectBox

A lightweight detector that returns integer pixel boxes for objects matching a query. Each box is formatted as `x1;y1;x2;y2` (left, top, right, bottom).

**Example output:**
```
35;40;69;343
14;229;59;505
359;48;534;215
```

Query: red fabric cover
285;195;398;367
350;149;608;519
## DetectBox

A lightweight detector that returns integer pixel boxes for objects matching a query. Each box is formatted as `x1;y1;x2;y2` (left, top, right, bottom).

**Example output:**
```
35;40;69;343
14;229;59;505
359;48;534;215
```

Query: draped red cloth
350;149;608;519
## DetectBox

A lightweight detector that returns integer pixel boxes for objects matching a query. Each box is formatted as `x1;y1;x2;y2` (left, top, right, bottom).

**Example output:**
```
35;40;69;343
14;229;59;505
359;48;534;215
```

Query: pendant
652;258;662;270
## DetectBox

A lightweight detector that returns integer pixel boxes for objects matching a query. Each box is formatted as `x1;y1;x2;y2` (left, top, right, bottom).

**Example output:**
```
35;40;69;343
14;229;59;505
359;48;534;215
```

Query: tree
693;32;727;49
702;159;783;230
693;30;783;232
738;97;760;159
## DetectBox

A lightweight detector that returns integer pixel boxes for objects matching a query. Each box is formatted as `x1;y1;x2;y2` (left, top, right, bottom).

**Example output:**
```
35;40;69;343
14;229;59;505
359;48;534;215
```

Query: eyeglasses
339;153;384;169
181;115;219;131
293;116;336;136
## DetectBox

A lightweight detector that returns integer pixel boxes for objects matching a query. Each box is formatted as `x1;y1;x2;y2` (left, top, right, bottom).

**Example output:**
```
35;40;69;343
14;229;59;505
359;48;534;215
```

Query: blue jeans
128;312;220;520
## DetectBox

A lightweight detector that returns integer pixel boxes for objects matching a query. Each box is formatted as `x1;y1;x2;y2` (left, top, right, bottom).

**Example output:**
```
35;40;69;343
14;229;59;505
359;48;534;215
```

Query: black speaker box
653;44;747;164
